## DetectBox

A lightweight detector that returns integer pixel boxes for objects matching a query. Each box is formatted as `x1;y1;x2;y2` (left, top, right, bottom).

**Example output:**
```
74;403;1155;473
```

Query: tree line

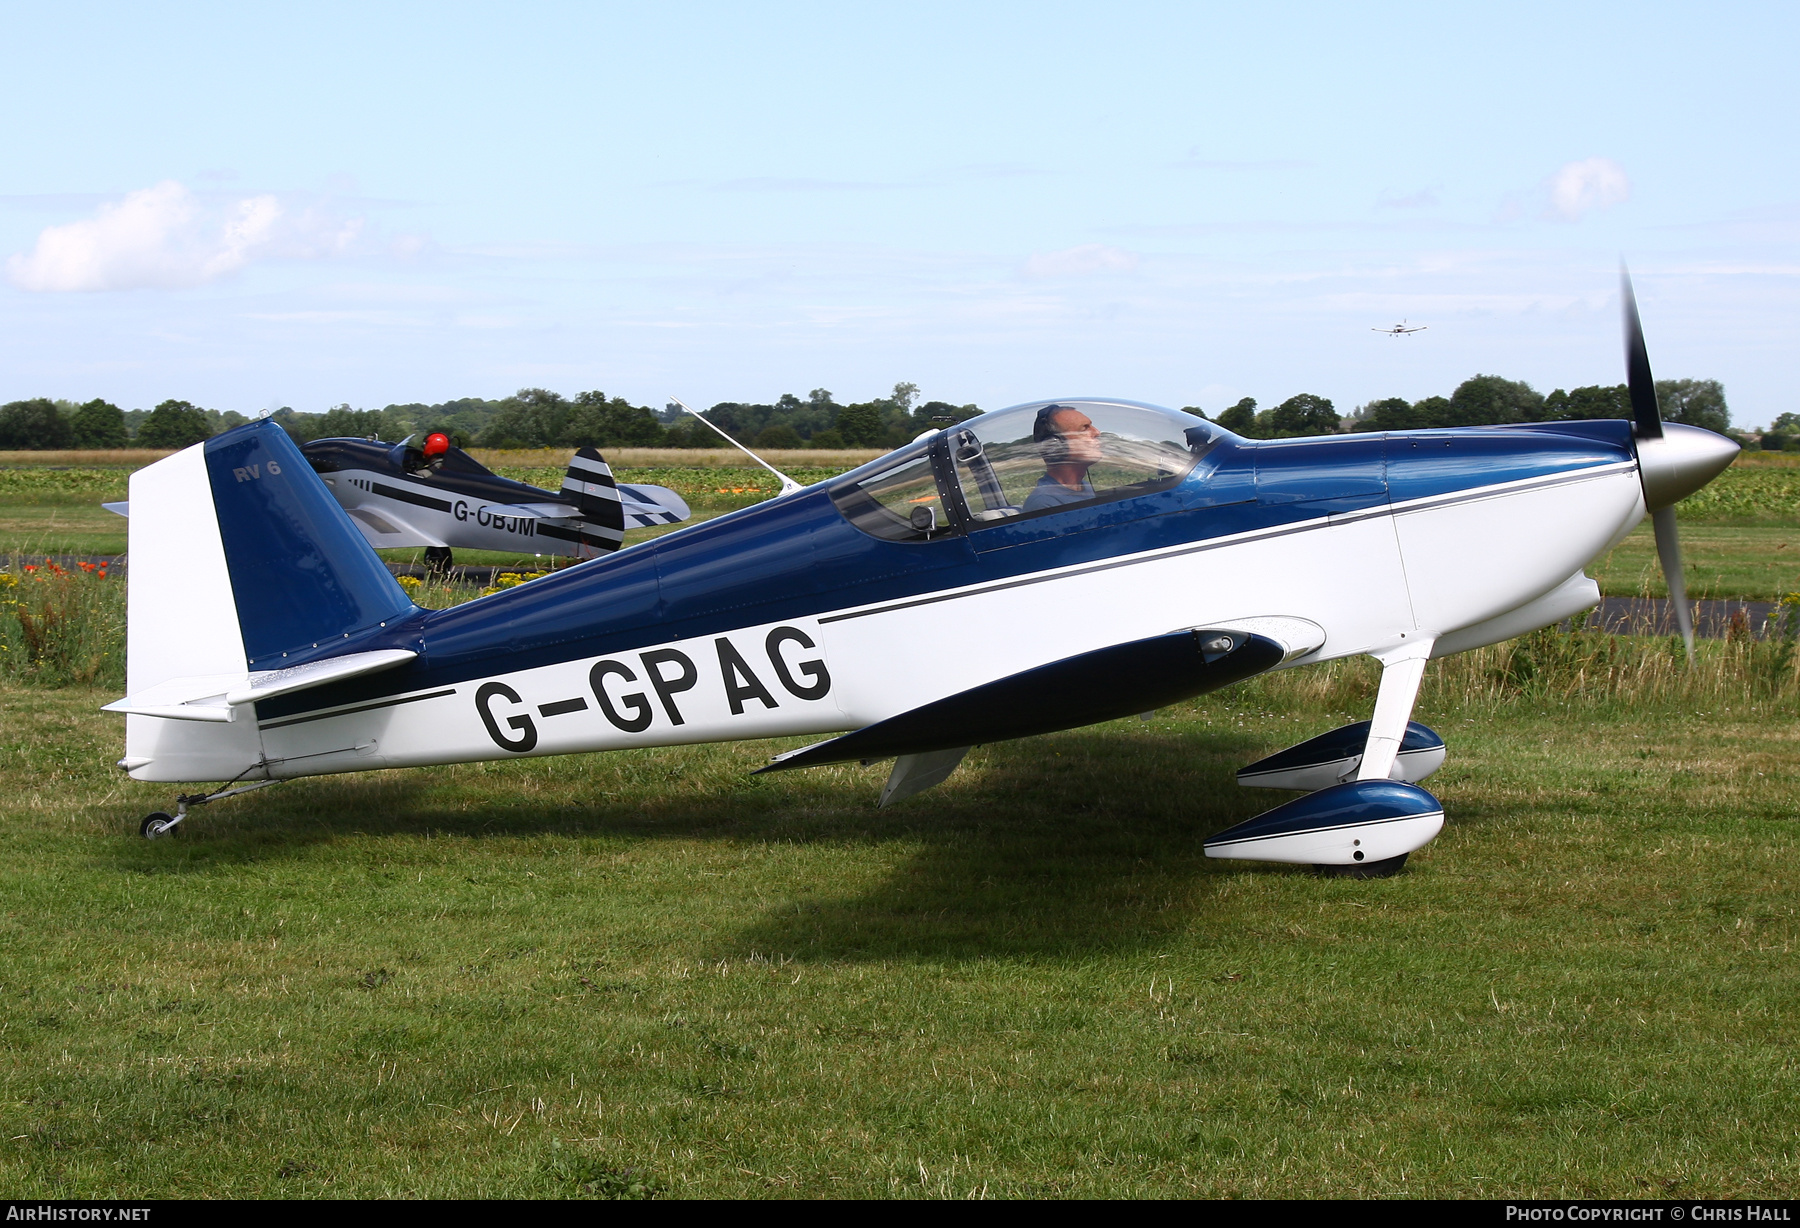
1195;375;1731;439
0;383;979;453
0;374;1741;452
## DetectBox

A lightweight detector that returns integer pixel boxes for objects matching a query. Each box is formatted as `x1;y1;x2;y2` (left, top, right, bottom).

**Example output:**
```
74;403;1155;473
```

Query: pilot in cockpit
1021;405;1106;512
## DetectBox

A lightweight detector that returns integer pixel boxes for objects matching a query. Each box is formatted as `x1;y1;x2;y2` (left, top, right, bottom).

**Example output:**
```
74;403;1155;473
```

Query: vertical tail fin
560;448;627;557
117;420;417;781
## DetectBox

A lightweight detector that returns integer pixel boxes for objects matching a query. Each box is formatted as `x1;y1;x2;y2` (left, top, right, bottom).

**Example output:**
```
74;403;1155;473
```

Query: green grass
4;452;1800;1197
2;657;1798;1198
1589;523;1800;600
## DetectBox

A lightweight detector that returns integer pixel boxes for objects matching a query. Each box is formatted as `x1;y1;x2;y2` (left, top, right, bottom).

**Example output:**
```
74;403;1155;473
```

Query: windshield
948;399;1215;524
826;440;956;542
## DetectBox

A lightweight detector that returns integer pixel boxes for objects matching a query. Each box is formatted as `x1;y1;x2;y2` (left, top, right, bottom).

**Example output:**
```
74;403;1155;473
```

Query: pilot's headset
1033;404;1077;461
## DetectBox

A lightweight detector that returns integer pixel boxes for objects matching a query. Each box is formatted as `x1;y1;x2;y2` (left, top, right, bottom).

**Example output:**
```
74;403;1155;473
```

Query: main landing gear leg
1315;641;1434;879
423;547;454;579
139;780;279;839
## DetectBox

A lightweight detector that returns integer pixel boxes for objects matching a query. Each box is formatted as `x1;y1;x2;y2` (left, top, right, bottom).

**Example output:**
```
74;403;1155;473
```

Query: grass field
3;443;1799;1198
2;653;1797;1198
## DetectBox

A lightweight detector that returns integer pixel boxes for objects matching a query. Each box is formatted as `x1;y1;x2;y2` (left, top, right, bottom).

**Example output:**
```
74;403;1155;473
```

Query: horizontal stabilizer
225;648;418;705
619;483;691;525
104;649;416;723
103;501;129;517
760;627;1285;773
1238;720;1445;791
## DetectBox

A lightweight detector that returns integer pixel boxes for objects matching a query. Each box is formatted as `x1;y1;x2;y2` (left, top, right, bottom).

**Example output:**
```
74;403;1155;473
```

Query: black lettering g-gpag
716;638;778;716
475;681;538;752
639;648;699;725
765;626;830;701
590;659;653;732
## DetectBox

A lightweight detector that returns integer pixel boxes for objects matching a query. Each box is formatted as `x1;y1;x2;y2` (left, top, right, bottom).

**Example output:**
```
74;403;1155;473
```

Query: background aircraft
1373;321;1427;336
105;433;692;570
103;275;1735;880
300;433;690;569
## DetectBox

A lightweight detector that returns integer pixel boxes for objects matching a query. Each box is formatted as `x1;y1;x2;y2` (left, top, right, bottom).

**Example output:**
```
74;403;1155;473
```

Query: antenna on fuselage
669;397;805;497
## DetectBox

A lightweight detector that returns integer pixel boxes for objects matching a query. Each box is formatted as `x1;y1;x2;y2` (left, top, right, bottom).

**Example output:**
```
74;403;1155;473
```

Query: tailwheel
140;812;178;840
1315;853;1407;879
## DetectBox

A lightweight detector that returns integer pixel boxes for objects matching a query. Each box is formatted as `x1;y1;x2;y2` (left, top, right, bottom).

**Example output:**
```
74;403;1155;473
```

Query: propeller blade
1652;506;1694;662
1621;266;1661;440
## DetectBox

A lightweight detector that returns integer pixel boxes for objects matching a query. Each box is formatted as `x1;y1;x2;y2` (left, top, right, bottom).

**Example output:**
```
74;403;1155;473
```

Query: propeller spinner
1621;268;1739;660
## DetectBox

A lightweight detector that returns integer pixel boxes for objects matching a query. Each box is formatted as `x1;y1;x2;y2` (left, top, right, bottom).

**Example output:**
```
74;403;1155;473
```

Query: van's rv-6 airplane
106;277;1738;877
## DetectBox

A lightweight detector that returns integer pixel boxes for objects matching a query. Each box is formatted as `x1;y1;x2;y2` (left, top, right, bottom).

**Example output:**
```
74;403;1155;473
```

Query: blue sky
2;2;1795;424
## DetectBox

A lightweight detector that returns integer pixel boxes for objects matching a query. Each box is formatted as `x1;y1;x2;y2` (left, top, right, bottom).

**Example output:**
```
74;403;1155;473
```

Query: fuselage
183;413;1647;785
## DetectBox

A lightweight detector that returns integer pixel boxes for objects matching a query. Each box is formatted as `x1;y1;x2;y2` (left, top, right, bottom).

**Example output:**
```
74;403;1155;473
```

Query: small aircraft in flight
1374;321;1427;336
299;433;691;570
104;272;1735;879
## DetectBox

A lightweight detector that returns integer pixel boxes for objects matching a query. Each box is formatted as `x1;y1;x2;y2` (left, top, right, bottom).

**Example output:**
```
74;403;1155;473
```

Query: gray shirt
1021;472;1096;513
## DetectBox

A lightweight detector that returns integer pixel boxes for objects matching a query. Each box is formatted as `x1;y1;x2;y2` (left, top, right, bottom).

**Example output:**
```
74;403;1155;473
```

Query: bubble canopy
829;399;1221;542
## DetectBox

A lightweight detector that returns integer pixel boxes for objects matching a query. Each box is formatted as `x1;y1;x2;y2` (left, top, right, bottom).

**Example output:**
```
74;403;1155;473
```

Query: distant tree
1213;397;1258;436
480;388;570;448
1409;396;1454;428
753;424;803;449
1447;375;1545;426
1350;397;1419;433
135;400;213;449
1268;393;1338;437
1770;411;1800;434
1656;379;1729;434
808;428;846;449
834;402;884;447
1544;384;1629;420
908;400;981;437
808;388;835;409
661;415;720;448
564;392;665;447
0;399;73;450
1761;432;1790;452
268;407;317;442
890;382;919;414
70;399;127;448
315;405;385;439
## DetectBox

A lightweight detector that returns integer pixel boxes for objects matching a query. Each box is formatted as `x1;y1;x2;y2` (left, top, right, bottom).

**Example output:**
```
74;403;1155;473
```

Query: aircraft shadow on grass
95;724;1526;960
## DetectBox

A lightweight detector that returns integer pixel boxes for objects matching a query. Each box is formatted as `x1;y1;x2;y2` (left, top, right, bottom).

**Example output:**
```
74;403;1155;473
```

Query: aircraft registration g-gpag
106;277;1738;877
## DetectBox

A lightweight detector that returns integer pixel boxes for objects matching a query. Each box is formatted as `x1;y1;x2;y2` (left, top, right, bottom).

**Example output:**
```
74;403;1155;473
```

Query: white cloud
1022;243;1139;278
1549;157;1630;221
6;180;361;292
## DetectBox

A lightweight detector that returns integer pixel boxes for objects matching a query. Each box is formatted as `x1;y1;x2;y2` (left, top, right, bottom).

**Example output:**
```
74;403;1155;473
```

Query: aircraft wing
760;626;1291;773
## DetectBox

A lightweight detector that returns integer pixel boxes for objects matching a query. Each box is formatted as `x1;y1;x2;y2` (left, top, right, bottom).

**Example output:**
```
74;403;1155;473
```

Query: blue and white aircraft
104;277;1738;877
